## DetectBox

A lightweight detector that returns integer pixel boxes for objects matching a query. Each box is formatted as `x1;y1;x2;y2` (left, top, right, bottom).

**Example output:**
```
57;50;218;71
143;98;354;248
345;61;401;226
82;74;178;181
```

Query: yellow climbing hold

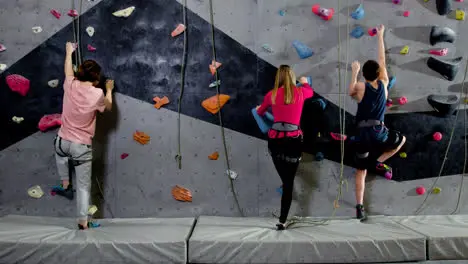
456;9;465;21
88;205;98;215
112;6;135;17
432;187;441;194
400;45;409;55
399;152;407;158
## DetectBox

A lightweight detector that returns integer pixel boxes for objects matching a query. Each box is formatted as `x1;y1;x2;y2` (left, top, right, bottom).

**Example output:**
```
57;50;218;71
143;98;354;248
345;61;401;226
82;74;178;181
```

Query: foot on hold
51;185;74;200
427;56;462;81
356;204;366;220
375;162;392;180
276;223;286;231
436;0;452;15
430;26;456;46
78;221;100;230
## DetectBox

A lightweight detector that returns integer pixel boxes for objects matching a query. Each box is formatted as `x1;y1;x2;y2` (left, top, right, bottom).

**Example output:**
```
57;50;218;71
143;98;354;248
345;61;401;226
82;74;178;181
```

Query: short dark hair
76;60;101;83
362;60;380;81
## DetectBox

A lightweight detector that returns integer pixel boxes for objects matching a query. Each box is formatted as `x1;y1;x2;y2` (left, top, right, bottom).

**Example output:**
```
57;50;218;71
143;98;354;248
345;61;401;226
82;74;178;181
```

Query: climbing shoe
78;221;101;230
276;223;286;231
356;204;366;220
51;185;74;200
374;162;392;180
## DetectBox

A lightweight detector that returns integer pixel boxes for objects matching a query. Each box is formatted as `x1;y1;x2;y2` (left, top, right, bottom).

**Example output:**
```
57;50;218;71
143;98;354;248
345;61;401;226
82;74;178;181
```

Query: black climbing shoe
427;94;459;117
356;204;366;220
430;26;456;46
51;185;74;200
276;223;286;231
427;56;462;81
436;0;452;15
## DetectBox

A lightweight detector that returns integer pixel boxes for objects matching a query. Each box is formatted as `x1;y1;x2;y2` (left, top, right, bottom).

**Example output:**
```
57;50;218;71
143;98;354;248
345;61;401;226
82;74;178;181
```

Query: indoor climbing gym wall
1;0;468;262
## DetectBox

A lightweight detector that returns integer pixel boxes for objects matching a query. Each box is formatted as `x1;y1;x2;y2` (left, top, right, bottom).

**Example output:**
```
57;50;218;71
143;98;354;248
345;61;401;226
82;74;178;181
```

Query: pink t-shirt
58;76;106;145
257;84;314;137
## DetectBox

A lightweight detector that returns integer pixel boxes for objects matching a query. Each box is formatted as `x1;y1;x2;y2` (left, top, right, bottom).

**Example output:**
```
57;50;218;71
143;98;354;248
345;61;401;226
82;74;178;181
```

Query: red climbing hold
368;28;377;37
386;98;393;107
398;96;408;105
330;132;347;141
68;9;78;17
6;74;30;96
429;48;448;56
312;4;335;20
433;132;442;141
50;9;61;19
416;186;426;195
38;113;62;132
0;44;5;52
87;44;96;52
403;10;410;17
121;153;129;159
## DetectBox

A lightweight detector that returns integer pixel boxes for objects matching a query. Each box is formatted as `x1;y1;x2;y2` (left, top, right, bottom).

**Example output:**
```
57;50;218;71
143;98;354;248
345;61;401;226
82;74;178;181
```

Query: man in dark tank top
348;25;406;220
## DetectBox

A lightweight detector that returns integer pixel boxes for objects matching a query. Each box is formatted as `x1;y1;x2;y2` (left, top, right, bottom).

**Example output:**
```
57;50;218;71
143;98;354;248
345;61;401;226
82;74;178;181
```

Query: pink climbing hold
429;48;448;56
385;172;392;180
398;96;407;105
368;28;377;37
393;0;401;4
403;10;410;17
50;9;61;19
68;9;78;17
121;153;129;159
433;132;443;141
416;186;426;195
6;74;30;96
38;114;62;132
0;44;5;52
386;98;393;107
87;44;96;51
330;132;347;141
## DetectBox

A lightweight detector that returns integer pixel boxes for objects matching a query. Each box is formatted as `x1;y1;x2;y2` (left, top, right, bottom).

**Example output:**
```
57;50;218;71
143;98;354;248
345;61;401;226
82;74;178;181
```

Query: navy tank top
355;80;386;123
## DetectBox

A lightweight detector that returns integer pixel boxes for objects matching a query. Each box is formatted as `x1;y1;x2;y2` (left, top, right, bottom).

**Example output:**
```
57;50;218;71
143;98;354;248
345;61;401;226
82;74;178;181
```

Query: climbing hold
120;153;129;159
67;9;78;17
251;108;274;134
87;44;96;51
73;64;77;72
416;186;426;195
27;185;44;199
330;132;347;141
392;0;401;4
209;60;222;75
209;80;221;88
312;98;327;110
153;96;170;109
50;9;61;19
398;97;408;105
368;28;377;37
0;64;6;71
226;170;238;180
86;26;95;37
88;205;98;215
315;152;324;161
201;94;230;114
112;6;135;18
432;187;442;194
399;152;407;158
427;56;462;81
48;79;59;88
261;44;274;53
333;200;340;209
430;26;456;46
133;131;150;145
38;113;62;131
350;26;364;39
400;45;409;55
433;132;443;141
172;185;192;202
0;44;5;52
276;186;283;195
292;40;314;59
429;48;448;56
436;0;452;15
388;76;396;91
312;4;335;21
32;26;43;33
12;116;24;124
386;98;393;107
427;94;459;117
171;24;186;37
456;9;465;20
385;172;392;180
279;10;286;16
208;151;219;160
6;74;30;96
403;10;410;17
351;4;365;20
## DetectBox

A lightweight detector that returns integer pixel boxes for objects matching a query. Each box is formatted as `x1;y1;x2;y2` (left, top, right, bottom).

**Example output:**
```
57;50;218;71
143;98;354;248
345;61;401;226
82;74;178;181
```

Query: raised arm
104;80;114;111
64;42;75;77
376;25;389;86
349;61;361;99
256;91;272;116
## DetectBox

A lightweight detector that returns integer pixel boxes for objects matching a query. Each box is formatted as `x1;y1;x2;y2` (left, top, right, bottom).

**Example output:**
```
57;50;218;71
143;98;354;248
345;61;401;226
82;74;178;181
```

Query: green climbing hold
432;187;441;194
399;152;407;158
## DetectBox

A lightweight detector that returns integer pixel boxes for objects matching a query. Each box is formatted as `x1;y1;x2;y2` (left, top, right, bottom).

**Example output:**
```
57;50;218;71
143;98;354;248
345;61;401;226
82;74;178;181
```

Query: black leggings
268;136;303;224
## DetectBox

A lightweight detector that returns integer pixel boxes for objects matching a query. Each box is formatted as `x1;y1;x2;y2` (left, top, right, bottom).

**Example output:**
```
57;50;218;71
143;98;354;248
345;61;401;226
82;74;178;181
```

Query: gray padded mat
0;215;195;264
189;216;426;263
392;215;468;260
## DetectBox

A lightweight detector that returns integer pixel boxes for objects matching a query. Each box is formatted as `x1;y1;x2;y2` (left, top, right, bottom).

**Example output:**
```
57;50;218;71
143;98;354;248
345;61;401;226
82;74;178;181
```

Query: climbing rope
71;0;83;65
208;0;244;217
175;0;188;169
415;58;468;215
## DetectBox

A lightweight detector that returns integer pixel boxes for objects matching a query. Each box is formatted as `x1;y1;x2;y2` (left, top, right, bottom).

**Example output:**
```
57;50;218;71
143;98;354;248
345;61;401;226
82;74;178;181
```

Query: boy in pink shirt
52;42;114;229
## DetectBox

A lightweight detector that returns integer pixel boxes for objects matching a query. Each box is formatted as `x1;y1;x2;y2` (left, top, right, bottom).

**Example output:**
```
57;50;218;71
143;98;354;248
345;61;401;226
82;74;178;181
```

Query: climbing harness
208;0;243;217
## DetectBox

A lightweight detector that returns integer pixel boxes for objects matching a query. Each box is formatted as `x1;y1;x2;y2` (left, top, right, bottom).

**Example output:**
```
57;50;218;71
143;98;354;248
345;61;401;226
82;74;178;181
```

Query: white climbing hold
209;80;221;88
12;116;24;124
73;64;78;72
226;170;238;180
28;185;44;199
48;79;59;88
0;64;6;71
262;44;274;53
86;26;95;37
112;6;135;17
32;26;43;33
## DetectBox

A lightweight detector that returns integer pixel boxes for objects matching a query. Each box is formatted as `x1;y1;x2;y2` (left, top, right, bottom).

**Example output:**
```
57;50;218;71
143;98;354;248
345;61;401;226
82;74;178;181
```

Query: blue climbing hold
292;40;314;59
279;10;286;16
350;26;364;39
313;98;327;110
351;4;365;20
251;108;274;134
315;152;324;161
276;186;283;195
388;76;396;91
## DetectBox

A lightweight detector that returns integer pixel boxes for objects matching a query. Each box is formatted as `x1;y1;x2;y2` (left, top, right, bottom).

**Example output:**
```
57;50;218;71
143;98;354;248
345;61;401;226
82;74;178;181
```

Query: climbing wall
1;0;468;220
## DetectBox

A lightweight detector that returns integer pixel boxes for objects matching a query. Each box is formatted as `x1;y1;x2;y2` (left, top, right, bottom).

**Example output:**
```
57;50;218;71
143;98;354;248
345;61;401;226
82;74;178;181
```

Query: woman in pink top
257;65;314;230
52;42;113;230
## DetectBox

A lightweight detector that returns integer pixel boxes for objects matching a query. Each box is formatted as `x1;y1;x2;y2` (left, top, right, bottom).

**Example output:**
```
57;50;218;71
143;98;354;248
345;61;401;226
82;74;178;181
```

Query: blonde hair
271;65;298;105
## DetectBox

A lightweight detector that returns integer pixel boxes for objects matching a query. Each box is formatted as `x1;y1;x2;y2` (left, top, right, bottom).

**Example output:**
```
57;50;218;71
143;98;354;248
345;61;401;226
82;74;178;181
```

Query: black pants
268;135;303;224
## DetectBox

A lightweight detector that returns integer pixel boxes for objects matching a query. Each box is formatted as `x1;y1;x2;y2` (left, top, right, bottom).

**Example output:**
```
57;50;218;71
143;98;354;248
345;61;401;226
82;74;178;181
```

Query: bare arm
349;61;360;98
64;42;75;77
376;25;389;86
104;80;114;111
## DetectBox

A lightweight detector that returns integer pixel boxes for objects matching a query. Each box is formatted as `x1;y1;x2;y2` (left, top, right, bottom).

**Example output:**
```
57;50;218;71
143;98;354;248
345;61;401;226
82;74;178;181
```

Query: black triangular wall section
0;0;466;181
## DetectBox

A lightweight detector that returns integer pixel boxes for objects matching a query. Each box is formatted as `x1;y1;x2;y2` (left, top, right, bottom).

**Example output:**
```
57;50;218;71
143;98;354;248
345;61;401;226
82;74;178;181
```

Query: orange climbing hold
171;24;186;37
209;60;222;75
201;94;230;114
133;131;150;145
208;151;219;160
172;185;192;202
333;199;340;209
153;96;170;109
